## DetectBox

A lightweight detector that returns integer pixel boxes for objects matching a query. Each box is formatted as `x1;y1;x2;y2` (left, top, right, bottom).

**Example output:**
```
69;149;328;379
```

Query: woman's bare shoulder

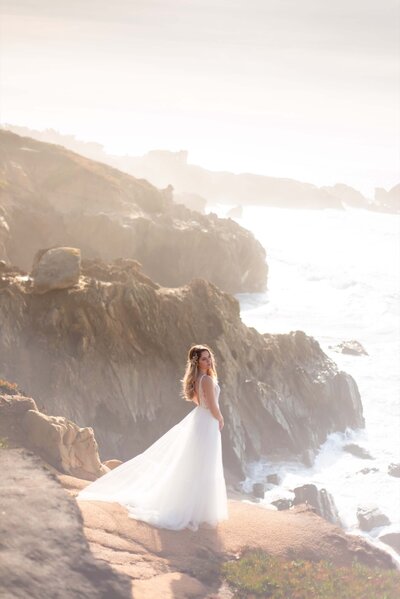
201;375;215;388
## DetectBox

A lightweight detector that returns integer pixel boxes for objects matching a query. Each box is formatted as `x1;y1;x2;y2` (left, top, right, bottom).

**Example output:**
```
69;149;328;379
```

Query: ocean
213;204;400;560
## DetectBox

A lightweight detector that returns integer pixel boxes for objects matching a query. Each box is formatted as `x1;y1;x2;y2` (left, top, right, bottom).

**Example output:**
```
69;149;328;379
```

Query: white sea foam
224;205;400;549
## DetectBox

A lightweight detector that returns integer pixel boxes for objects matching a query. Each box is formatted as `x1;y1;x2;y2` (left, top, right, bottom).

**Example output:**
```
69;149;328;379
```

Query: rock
0;130;267;294
72;481;398;583
226;204;243;218
271;498;293;511
357;505;391;531
31;246;81;293
329;340;368;356
379;533;400;554
266;473;280;485
21;409;108;480
252;483;265;498
388;463;400;477
173;191;207;213
374;184;400;213
0;394;37;415
344;443;373;459
358;467;379;475
0;207;10;263
103;459;123;470
293;484;341;525
0;448;132;598
0;261;364;479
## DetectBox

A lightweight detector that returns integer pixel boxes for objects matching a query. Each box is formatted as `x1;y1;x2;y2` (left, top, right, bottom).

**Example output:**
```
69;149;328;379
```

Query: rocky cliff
0;448;132;599
0;257;364;478
0;130;267;293
1;125;363;210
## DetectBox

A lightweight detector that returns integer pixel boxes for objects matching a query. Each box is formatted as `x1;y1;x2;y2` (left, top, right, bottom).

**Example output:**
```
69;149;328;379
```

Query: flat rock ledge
0;448;132;599
65;475;395;599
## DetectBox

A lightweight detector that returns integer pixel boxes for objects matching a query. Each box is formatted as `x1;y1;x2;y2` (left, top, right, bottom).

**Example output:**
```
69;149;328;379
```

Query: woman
77;344;228;531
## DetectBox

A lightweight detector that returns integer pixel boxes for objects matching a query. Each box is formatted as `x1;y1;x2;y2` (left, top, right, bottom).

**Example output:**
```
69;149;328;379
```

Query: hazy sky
1;0;399;195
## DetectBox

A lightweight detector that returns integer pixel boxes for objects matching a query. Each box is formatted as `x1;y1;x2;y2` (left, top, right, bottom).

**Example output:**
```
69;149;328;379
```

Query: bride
77;344;228;531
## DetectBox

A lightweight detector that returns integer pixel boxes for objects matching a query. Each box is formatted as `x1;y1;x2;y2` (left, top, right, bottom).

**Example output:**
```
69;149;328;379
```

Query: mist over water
213;205;400;549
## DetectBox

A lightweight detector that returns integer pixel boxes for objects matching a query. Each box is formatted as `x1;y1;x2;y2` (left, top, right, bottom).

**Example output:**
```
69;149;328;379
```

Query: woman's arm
201;376;224;430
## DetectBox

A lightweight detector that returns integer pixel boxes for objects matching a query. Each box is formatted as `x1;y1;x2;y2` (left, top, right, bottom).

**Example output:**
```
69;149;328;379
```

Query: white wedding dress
77;375;228;531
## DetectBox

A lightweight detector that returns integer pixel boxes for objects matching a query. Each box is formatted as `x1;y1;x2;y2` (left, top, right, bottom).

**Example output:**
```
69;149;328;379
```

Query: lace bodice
197;374;220;409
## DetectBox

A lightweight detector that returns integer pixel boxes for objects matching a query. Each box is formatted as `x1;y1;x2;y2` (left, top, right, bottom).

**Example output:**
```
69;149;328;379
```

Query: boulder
266;473;280;485
343;443;373;460
271;498;293;511
31;246;81;293
0;394;37;415
357;505;391;531
329;340;368;356
21;409;108;480
358;467;379;475
293;484;341;525
379;533;400;554
388;463;400;478
252;483;265;498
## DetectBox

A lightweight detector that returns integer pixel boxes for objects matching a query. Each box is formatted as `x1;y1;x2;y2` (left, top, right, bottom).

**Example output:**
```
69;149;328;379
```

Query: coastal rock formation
374;184;400;213
292;484;341;525
0;257;364;478
357;506;391;532
388;463;400;477
0;129;267;293
379;533;400;554
329;339;369;356
344;443;373;460
0;448;132;599
0;394;108;481
0;206;9;262
68;475;396;598
31;247;81;294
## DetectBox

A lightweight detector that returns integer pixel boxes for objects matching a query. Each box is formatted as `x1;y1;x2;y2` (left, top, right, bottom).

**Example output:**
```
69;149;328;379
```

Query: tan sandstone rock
21;409;109;480
103;459;123;470
31;246;81;294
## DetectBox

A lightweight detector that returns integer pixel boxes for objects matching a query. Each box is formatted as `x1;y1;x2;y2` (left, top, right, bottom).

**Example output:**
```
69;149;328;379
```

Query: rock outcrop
329;339;369;356
0;448;132;599
357;505;391;532
292;484;341;525
344;443;373;460
31;247;81;294
69;478;396;599
374;184;400;213
0;129;267;293
0;394;108;481
0;257;364;478
388;463;400;477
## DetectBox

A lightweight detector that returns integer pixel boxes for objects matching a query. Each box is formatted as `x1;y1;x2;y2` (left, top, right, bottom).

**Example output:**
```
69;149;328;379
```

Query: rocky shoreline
0;446;397;599
0;252;363;479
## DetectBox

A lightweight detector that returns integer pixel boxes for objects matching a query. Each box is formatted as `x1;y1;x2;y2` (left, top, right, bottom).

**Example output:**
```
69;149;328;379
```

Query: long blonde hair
182;344;218;402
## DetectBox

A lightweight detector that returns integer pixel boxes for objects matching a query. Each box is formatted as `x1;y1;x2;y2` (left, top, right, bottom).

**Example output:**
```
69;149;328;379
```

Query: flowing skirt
77;405;228;531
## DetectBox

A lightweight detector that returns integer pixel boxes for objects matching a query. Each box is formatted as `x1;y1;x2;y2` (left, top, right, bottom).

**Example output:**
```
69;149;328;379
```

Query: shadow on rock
0;448;132;599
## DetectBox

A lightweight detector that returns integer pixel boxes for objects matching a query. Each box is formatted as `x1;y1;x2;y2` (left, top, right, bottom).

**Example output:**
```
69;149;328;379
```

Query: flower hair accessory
190;353;199;366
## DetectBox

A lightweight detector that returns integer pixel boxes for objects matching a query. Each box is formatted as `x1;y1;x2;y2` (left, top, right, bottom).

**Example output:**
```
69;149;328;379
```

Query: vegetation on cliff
222;549;400;598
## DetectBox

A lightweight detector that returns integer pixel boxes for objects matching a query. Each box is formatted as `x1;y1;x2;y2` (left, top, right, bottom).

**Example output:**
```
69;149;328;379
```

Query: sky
0;0;399;196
